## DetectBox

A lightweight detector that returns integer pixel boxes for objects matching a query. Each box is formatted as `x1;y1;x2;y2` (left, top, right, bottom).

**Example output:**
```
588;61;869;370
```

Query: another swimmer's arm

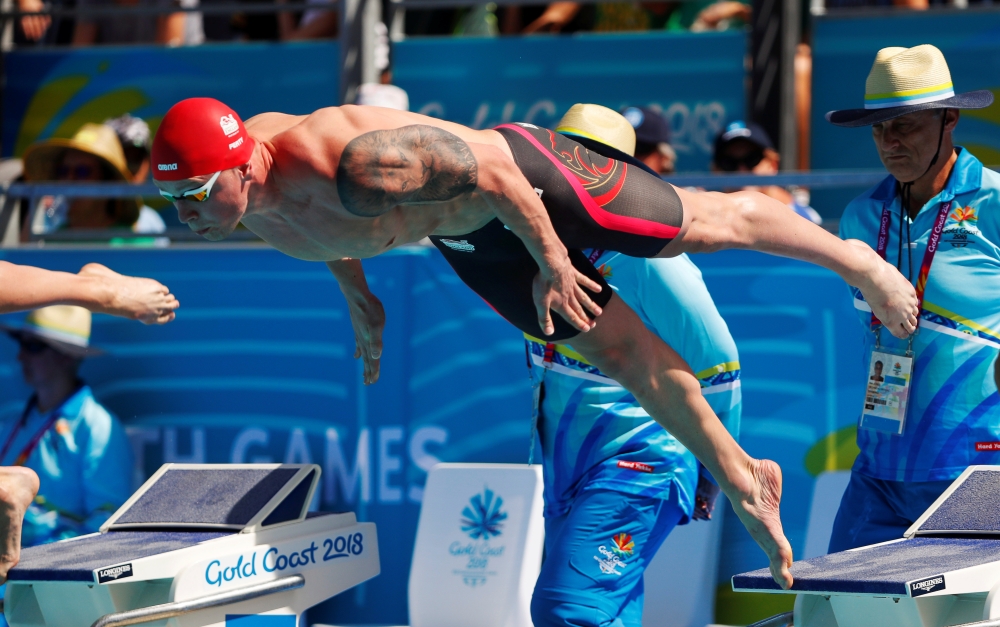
0;261;178;323
667;187;919;339
336;124;602;336
326;259;385;385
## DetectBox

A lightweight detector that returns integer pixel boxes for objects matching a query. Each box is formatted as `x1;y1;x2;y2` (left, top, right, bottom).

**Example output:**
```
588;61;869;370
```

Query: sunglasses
158;170;222;203
56;164;97;180
716;149;765;172
18;339;50;355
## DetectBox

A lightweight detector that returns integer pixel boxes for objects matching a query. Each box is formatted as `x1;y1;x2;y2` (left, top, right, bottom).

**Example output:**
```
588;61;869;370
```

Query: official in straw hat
23;123;142;231
524;103;741;627
828;45;1000;553
0;306;132;547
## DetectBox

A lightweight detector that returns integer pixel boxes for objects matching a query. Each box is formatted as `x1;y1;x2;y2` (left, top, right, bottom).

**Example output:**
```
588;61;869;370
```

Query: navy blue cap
620;106;671;146
714;120;774;154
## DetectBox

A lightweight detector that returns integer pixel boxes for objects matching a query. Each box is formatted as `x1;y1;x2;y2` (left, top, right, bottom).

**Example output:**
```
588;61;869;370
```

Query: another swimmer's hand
845;239;918;339
345;291;385;385
532;258;603;336
79;263;179;325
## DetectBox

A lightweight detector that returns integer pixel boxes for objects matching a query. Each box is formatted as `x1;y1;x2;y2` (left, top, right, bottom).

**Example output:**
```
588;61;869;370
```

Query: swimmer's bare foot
0;467;39;583
844;239;918;339
78;263;179;325
725;458;793;589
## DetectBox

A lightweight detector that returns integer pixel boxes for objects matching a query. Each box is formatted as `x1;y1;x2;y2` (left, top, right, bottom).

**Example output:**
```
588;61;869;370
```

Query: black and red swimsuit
429;122;685;341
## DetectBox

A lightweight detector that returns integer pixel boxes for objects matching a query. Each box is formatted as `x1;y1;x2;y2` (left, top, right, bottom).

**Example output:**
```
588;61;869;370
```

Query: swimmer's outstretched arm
327;259;385;385
667;188;919;339
0;261;179;324
336;124;602;337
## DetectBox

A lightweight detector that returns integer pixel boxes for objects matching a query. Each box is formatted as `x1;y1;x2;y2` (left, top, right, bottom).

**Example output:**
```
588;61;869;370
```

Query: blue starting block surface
732;537;1000;595
8;530;232;582
113;467;298;527
910;467;1000;536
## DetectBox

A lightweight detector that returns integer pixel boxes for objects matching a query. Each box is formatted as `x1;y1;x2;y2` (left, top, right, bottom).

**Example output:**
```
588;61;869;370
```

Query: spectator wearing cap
23;123;164;236
0;306;132;547
712;120;821;224
104;114;167;234
620;106;676;175
827;45;1000;553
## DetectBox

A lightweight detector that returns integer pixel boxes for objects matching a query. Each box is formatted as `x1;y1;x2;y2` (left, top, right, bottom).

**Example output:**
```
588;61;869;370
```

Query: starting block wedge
5;464;380;627
733;466;1000;627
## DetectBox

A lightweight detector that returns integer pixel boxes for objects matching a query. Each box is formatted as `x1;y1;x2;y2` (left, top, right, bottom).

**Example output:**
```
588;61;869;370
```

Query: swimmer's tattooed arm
336;125;478;217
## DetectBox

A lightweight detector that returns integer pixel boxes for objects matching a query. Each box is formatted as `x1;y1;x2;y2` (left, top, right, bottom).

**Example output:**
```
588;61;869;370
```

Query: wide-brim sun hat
556;104;637;157
827;44;994;128
0;305;104;359
22;123;142;225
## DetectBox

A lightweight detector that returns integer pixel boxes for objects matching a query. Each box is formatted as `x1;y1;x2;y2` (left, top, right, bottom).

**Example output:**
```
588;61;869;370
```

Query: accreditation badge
859;349;913;436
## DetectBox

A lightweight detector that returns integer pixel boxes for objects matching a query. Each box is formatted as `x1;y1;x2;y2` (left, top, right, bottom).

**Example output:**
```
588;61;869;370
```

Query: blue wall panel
395;31;747;171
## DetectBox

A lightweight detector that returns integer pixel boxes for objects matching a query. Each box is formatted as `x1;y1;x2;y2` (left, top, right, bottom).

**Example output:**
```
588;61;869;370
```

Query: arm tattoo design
337;125;479;217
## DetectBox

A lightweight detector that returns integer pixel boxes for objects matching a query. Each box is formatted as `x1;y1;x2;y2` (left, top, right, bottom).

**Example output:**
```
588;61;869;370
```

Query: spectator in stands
277;0;337;38
104;114;151;183
621;106;676;174
0;306;133;547
22;123;164;235
822;0;928;9
72;0;201;46
712;120;821;224
516;0;748;33
104;114;168;233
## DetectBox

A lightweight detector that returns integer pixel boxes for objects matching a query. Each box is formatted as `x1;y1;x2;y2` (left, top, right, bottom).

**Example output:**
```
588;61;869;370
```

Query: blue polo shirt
0;385;133;545
840;148;1000;482
526;252;741;519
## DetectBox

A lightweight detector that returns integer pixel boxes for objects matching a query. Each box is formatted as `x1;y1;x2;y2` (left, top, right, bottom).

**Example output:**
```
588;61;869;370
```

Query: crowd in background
10;0;980;46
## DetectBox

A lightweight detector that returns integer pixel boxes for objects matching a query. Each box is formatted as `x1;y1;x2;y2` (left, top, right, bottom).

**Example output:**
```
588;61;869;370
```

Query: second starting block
734;465;1000;627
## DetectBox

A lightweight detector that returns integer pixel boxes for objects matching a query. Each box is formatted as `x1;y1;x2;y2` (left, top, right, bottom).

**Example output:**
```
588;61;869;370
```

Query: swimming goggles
158;170;222;203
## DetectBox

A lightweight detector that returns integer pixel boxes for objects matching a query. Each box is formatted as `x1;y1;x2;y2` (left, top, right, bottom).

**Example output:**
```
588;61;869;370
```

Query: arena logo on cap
220;114;240;137
158;163;178;171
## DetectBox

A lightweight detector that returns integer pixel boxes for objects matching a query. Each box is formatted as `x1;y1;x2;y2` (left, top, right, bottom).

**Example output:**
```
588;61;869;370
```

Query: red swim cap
152;98;255;181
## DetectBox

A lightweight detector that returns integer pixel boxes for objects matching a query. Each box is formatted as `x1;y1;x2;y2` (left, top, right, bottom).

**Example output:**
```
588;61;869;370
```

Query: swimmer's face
156;167;247;240
873;109;957;182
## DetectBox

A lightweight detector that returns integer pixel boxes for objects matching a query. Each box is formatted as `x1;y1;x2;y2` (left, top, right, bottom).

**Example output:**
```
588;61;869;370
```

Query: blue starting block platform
5;464;380;627
733;466;1000;627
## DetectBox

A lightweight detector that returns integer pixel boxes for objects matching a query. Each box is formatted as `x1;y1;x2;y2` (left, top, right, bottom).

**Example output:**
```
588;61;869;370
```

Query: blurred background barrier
0;245;869;626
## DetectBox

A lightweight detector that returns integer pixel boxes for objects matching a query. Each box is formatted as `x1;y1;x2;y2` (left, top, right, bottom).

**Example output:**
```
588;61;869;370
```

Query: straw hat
827;45;994;127
556;104;636;157
22;123;142;225
0;306;104;359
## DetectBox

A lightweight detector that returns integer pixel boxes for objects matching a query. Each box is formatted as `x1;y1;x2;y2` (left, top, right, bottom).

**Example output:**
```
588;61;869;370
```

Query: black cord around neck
894;111;949;280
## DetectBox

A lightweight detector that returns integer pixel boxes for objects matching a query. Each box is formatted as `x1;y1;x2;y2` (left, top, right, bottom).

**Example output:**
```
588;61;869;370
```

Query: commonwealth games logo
461;488;507;540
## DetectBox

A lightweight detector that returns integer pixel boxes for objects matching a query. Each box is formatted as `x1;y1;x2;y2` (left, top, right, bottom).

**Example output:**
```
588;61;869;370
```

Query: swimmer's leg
563;294;793;589
653;187;918;339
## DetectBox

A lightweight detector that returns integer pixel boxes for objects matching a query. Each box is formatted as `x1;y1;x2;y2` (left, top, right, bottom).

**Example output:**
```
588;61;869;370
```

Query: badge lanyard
0;396;62;467
528;249;605;463
861;201;951;435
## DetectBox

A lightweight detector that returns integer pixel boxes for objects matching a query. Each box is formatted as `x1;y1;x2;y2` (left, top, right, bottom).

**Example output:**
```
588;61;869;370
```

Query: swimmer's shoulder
244;111;310;143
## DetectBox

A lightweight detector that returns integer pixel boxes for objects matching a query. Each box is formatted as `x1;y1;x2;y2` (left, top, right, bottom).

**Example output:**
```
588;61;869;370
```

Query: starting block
733;466;1000;627
5;464;380;627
